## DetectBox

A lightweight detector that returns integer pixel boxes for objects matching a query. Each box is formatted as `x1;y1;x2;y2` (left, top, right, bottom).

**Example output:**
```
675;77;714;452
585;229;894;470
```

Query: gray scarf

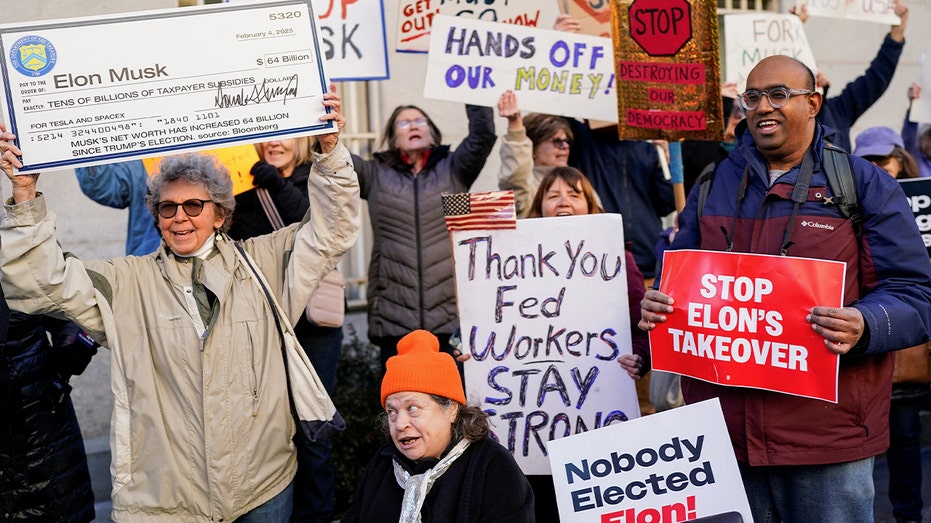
392;438;471;523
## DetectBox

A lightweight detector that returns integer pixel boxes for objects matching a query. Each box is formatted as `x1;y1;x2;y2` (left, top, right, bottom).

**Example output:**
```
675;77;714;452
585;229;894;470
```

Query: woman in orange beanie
341;330;534;522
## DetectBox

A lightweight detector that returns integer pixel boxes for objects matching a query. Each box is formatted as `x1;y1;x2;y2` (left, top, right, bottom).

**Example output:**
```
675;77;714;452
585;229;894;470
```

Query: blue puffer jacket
669;123;931;466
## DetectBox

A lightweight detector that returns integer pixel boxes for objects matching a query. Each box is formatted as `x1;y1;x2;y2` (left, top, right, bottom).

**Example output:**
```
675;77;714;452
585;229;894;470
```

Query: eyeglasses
395;117;428;130
738;87;814;111
156;199;213;219
549;138;571;149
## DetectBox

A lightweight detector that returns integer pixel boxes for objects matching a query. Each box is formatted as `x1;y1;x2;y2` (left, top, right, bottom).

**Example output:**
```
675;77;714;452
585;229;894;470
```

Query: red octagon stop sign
628;0;692;56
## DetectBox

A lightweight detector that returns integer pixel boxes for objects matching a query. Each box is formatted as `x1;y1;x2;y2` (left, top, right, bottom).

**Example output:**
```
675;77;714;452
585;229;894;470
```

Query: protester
854;126;920;180
519;166;650;523
228;135;345;523
903;83;931;178
640;56;931;522
0;92;359;522
792;0;910;152
0;312;99;523
351;103;495;367
854;126;929;523
340;330;534;522
75;160;161;256
496;89;579;217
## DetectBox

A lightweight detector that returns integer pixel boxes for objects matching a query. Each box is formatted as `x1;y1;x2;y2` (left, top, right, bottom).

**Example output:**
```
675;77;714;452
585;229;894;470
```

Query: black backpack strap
822;143;861;237
696;160;717;220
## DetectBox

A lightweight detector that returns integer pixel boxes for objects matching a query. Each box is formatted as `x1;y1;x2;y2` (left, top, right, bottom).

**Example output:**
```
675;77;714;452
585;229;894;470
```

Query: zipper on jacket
247;328;259;417
413;175;426;328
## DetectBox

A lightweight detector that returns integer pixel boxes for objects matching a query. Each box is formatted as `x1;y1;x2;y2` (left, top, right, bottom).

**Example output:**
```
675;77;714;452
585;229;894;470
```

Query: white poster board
227;0;389;81
425;15;617;122
910;45;931;124
548;399;753;522
397;0;560;53
452;214;639;475
797;0;900;25
723;13;818;92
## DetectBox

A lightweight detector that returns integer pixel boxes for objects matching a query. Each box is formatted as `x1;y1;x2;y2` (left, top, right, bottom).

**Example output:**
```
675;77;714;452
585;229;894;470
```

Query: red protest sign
650;250;845;402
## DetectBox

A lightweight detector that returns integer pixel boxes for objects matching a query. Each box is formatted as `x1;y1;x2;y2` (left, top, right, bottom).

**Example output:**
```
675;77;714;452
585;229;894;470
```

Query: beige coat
0;144;360;522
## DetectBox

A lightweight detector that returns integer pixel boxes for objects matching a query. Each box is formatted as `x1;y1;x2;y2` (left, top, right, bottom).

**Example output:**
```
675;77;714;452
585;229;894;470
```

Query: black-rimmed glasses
549;138;571;149
738;87;814;111
156;199;213;219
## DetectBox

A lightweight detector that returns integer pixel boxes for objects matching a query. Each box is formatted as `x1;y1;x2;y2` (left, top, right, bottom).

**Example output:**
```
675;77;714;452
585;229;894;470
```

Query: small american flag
441;190;517;231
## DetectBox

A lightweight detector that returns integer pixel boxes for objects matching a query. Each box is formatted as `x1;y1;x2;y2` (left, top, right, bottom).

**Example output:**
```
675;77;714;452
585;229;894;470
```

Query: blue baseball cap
853;126;904;158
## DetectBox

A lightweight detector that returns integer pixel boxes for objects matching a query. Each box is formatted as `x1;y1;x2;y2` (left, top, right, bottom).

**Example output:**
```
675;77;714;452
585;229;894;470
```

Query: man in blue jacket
641;56;931;522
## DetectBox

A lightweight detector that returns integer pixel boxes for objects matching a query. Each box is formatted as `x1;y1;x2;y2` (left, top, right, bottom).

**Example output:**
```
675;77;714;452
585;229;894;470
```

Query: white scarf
392;438;471;523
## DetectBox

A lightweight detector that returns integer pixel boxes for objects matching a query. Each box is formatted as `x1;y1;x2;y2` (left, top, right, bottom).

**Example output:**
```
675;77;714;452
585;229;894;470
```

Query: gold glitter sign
610;0;723;141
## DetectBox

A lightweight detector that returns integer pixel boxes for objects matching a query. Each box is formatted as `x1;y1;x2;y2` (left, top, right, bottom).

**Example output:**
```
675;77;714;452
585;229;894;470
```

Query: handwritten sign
562;0;613;38
453;214;639;475
610;0;723;141
651;250;845;403
396;0;560;53
424;14;616;122
910;41;931;124
226;0;389;81
143;143;259;196
723;13;817;92
900;178;931;257
548;399;753;523
798;0;900;25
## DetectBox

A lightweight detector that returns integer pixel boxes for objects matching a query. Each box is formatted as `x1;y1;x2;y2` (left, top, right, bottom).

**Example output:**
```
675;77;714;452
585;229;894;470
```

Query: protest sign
548;398;752;522
397;0;560;53
723;13;817;92
143;143;259;196
226;0;389;81
799;0;900;25
900;178;931;257
609;0;724;141
452;214;639;475
562;0;613;38
909;44;931;124
424;14;617;122
651;250;845;403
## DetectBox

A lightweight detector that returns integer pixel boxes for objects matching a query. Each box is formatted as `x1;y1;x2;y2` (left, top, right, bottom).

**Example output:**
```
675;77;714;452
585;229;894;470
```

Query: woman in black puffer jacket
0;308;99;523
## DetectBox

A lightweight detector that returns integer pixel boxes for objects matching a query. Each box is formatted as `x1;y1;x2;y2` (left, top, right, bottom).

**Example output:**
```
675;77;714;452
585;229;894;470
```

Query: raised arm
449;104;497;188
496;91;535;217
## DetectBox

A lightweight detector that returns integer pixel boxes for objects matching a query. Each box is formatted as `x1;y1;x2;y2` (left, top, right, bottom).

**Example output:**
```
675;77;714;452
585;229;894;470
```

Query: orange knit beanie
380;330;466;407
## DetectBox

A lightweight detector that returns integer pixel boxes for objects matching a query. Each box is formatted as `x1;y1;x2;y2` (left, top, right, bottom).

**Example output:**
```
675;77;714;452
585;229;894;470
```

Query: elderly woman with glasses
341;330;534;523
496;90;586;218
0;93;359;523
349;102;496;367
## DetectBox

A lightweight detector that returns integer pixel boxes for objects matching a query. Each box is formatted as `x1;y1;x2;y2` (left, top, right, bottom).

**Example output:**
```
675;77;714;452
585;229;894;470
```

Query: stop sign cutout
629;0;692;56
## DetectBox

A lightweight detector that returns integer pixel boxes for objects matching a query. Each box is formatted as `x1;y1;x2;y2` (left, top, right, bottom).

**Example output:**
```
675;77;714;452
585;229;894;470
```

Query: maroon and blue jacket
666;123;931;466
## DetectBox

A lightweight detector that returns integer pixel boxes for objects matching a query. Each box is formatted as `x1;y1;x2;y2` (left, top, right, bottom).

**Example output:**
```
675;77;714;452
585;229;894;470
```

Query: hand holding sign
806;306;866;355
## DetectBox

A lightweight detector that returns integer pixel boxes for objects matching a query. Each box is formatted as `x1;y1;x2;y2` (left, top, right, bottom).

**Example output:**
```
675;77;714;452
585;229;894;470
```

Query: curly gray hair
146;153;236;232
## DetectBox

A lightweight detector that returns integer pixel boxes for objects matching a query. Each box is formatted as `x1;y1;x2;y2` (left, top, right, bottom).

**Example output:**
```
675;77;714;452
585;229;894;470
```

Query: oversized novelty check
0;0;334;174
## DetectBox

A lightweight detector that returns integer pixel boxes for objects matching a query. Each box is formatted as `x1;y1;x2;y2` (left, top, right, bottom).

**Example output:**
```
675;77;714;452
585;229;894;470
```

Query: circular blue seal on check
9;35;57;77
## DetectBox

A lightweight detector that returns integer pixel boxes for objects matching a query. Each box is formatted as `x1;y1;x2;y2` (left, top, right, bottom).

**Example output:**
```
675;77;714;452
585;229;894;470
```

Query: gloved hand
251;161;288;193
49;320;99;377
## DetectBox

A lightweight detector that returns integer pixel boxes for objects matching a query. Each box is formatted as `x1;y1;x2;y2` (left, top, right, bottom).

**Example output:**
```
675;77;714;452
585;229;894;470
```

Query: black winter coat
342;437;534;522
0;312;98;523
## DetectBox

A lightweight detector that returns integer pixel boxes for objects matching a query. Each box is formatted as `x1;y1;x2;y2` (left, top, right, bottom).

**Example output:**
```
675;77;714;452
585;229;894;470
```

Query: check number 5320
269;11;302;20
